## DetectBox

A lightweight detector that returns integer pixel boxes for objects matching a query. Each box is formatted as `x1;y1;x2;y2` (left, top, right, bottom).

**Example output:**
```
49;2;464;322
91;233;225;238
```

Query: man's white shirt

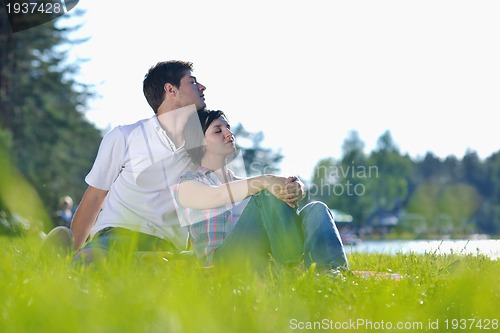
86;115;193;250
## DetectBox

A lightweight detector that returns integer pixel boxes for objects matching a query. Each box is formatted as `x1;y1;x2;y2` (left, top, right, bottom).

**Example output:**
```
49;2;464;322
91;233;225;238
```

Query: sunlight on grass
1;235;499;333
0;149;51;231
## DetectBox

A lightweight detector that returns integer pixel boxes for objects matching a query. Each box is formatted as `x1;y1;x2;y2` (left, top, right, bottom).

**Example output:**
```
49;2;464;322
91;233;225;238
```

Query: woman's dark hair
184;110;226;165
143;60;194;113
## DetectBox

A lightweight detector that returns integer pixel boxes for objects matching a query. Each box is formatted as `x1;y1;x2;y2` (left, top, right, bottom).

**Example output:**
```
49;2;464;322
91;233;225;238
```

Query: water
347;239;500;260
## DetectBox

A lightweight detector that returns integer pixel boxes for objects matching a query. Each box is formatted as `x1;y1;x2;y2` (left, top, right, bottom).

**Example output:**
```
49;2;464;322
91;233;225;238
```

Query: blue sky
62;0;500;181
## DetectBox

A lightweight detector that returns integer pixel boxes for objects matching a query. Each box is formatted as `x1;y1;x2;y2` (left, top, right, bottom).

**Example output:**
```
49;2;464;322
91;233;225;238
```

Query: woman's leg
299;201;350;270
214;191;303;268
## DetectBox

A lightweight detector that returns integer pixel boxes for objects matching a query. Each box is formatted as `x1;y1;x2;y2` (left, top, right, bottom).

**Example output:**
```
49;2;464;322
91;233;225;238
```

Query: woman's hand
283;176;306;208
264;175;304;208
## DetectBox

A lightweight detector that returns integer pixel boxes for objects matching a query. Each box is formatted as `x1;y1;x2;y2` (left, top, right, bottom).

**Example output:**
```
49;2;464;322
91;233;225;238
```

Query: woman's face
204;116;236;158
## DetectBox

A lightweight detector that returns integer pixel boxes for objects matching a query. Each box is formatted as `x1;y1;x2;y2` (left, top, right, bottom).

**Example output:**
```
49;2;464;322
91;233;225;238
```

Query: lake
346;239;500;260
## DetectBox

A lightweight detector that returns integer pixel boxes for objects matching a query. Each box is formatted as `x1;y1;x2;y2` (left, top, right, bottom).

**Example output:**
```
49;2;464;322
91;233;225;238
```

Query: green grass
1;235;499;333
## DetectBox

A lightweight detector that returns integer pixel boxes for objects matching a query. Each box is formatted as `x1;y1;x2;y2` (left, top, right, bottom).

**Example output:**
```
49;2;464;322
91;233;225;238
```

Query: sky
61;0;499;182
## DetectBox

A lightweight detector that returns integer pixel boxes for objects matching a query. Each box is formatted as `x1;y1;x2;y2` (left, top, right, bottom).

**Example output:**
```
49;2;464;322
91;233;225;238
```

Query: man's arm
70;186;108;250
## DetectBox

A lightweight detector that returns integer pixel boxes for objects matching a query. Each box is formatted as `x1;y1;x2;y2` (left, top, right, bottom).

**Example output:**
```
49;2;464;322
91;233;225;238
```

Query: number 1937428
6;1;65;14
444;318;498;330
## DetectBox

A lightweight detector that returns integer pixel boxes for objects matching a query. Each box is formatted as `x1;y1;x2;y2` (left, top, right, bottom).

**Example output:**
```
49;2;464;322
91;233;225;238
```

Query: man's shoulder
101;116;157;141
115;116;155;133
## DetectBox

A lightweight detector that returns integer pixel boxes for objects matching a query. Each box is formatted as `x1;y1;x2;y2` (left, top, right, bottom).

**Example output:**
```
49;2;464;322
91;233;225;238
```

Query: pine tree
0;8;102;228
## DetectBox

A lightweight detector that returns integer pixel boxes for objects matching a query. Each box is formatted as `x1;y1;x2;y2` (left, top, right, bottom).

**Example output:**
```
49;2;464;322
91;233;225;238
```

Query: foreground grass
1;235;499;333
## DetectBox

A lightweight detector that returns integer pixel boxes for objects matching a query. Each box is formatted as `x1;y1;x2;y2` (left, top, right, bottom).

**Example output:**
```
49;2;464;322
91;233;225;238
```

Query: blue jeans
213;192;349;270
73;227;177;264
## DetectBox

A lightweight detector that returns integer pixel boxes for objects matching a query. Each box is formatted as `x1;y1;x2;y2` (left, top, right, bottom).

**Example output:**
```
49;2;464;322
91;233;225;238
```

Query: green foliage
0;148;50;231
475;152;500;234
310;129;500;235
406;182;479;234
1;235;499;333
0;11;102;225
439;184;479;226
309;157;338;204
406;182;441;227
309;131;374;227
0;126;13;152
365;133;413;215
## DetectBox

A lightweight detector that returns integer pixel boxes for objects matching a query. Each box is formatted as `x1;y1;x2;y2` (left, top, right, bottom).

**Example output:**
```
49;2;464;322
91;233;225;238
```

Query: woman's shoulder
227;169;238;178
179;166;212;182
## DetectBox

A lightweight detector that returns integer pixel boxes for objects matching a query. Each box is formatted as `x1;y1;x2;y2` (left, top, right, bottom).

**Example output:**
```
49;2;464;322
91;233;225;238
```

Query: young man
42;61;205;261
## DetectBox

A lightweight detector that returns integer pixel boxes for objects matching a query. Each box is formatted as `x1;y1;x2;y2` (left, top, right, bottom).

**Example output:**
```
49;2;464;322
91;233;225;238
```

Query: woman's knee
300;201;334;229
253;190;290;208
301;201;331;216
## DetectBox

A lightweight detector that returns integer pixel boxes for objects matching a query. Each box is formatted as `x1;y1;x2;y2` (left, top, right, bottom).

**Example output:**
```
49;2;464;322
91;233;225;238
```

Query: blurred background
1;0;499;242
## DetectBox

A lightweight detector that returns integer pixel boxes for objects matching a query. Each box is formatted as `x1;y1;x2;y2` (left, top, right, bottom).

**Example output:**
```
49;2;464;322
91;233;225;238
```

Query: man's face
177;72;206;111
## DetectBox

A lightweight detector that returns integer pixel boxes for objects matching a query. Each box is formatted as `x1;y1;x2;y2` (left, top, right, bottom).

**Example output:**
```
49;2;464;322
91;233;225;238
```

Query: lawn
0;234;498;333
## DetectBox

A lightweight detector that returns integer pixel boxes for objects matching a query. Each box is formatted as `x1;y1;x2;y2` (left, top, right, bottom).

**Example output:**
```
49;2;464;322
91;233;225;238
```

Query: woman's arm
177;174;287;210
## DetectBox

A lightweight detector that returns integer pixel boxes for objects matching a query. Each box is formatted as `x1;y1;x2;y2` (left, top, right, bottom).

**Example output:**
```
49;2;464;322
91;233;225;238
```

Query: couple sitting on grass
58;109;349;273
42;60;349;274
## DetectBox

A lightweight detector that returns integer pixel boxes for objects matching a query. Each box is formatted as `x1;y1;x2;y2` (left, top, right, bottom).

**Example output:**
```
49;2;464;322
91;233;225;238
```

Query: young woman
173;110;349;271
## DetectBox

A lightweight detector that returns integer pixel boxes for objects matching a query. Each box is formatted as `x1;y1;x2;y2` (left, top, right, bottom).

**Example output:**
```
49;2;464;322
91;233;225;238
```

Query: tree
406;182;480;235
336;131;371;227
309;157;338;205
309;131;372;228
0;9;102;228
475;151;500;234
308;129;499;236
415;152;443;181
365;131;414;225
341;130;365;162
231;123;283;177
442;155;463;182
462;150;488;196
